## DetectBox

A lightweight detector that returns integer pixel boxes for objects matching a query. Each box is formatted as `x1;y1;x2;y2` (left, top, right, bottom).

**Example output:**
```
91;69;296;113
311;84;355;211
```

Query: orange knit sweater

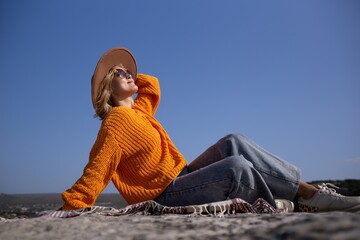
62;74;187;210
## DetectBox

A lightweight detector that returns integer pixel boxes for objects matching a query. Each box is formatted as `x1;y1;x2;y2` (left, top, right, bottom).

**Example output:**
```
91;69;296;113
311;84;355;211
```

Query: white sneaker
298;183;360;212
275;199;294;212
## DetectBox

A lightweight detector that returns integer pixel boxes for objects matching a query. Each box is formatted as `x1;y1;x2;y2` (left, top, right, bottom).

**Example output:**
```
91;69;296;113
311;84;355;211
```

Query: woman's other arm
61;127;122;210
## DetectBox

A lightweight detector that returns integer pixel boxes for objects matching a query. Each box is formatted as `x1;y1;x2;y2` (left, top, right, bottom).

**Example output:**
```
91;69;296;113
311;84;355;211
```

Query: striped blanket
38;198;287;218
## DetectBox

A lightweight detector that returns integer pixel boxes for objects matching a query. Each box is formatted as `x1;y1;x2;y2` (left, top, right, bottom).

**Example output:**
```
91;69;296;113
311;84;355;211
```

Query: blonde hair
93;65;121;120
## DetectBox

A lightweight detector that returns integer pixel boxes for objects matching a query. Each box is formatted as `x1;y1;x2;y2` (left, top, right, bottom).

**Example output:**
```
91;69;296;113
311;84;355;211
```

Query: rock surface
1;182;360;240
1;211;359;240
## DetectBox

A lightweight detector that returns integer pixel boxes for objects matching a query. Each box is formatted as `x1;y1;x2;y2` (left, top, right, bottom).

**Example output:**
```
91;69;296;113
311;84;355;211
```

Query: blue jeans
154;133;301;207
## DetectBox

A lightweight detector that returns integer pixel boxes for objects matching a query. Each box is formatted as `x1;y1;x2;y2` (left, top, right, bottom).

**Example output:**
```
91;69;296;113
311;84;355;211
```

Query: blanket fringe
0;198;289;222
34;198;287;219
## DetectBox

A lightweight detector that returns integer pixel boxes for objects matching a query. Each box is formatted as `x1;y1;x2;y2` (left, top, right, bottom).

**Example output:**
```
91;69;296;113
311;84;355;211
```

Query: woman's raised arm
133;74;161;116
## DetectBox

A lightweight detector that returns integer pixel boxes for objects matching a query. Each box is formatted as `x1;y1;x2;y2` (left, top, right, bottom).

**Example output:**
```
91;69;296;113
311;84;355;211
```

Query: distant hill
0;193;126;219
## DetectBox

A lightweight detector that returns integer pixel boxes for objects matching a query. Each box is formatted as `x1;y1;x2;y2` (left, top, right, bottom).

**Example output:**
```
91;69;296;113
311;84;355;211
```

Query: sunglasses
115;68;135;80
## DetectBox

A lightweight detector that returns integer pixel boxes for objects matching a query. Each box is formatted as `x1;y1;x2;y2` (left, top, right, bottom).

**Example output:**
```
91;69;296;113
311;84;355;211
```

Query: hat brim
91;47;137;107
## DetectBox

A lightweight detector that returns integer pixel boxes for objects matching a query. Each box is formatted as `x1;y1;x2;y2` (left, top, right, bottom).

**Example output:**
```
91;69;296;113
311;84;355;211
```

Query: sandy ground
1;193;360;239
1;211;360;240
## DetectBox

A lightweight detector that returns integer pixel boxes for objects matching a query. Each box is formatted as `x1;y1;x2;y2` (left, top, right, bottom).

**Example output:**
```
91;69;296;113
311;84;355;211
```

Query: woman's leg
155;156;276;207
297;181;318;199
188;133;301;200
184;133;360;212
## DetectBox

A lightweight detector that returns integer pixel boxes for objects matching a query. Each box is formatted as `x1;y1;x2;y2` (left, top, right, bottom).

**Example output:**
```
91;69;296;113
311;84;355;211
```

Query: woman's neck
113;97;134;108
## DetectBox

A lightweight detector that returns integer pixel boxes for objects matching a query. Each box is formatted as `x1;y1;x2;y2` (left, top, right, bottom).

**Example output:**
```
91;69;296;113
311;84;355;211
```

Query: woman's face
111;67;138;102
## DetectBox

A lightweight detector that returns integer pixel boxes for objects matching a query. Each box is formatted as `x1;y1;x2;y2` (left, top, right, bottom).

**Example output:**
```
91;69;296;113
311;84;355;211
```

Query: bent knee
217;133;248;154
219;133;248;144
222;133;247;142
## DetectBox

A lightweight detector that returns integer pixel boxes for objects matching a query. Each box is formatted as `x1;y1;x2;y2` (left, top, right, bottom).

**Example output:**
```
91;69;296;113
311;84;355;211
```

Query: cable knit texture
62;74;187;210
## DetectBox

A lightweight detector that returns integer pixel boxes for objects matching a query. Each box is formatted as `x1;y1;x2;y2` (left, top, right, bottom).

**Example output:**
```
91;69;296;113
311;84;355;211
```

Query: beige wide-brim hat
91;47;137;107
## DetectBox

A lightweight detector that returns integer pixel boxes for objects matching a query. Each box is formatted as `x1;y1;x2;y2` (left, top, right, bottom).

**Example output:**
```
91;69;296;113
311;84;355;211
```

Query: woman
62;47;360;212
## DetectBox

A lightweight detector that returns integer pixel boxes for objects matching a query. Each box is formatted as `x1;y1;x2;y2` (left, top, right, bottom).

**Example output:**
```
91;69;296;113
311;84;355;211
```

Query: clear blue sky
0;0;359;194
